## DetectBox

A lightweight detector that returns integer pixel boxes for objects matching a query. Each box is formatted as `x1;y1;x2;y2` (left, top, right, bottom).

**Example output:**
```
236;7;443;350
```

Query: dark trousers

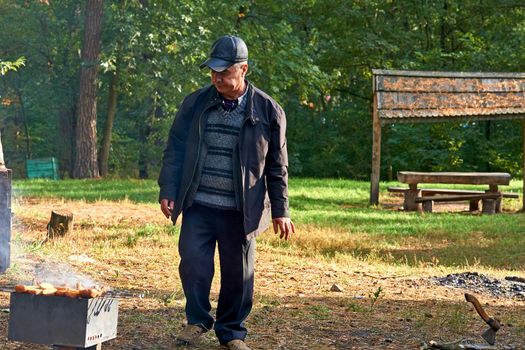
178;203;255;344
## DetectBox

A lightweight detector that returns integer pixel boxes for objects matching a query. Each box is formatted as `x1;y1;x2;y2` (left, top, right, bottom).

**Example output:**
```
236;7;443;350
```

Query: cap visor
199;57;233;72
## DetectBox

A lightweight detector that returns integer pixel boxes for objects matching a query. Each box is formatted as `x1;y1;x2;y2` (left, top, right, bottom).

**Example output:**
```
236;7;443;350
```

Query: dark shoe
175;324;207;345
224;339;252;350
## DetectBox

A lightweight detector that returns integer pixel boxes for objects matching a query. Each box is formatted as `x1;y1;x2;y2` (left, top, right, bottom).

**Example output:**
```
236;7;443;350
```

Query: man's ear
241;63;248;77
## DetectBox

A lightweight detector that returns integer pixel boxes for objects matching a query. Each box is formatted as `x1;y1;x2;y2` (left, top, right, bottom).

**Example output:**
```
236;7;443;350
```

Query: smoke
6;208;103;289
33;262;99;289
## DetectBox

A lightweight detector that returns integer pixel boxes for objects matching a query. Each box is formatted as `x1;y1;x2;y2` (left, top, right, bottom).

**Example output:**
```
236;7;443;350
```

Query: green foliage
1;1;524;178
368;286;383;312
345;300;365;313
0;57;25;76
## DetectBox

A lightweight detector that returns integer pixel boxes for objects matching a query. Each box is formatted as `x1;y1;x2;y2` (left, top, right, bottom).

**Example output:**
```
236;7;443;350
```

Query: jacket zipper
238;99;257;214
179;99;219;208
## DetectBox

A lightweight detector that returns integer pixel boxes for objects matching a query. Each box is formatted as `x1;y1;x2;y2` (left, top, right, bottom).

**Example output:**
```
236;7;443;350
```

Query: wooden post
523;120;525;212
0;168;11;273
422;200;433;213
482;198;496;215
370;76;381;205
403;184;422;211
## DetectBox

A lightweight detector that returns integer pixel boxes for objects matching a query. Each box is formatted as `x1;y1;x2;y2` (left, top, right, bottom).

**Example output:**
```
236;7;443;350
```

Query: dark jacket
158;81;290;239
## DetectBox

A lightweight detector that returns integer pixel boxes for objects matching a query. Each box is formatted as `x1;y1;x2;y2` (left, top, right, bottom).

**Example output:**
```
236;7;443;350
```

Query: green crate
26;157;59;180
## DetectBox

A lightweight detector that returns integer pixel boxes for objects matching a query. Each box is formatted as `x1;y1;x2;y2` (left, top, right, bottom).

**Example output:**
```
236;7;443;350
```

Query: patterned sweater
193;93;247;210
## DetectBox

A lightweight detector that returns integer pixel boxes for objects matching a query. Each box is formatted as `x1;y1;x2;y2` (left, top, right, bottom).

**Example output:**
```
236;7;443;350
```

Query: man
158;35;295;350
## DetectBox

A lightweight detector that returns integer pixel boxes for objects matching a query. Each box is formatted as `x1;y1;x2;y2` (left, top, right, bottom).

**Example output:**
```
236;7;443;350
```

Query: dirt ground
0;198;524;350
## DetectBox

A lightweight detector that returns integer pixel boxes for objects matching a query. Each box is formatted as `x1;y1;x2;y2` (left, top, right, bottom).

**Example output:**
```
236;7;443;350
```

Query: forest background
1;0;524;181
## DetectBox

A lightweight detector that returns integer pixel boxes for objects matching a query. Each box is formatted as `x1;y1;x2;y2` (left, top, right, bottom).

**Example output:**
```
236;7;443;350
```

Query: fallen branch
362;273;407;279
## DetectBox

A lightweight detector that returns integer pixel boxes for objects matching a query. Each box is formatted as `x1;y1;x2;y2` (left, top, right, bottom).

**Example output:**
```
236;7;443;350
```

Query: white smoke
6;211;103;289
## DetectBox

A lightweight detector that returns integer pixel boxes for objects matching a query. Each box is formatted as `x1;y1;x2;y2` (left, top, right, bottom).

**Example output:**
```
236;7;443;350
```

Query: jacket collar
244;81;257;125
203;87;222;110
206;82;257;125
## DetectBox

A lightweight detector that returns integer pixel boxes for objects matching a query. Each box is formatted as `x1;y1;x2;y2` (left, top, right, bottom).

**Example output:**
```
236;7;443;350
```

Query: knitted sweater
193;94;247;209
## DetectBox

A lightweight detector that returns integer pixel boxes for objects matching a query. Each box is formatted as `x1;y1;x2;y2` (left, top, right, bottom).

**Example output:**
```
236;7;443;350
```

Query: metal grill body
0;169;11;273
8;293;118;348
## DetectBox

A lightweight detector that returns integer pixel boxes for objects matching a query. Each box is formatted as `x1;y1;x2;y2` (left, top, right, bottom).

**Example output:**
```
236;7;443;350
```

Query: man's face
211;63;248;98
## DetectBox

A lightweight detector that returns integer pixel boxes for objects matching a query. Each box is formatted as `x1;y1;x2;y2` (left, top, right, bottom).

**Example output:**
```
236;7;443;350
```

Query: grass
12;177;525;270
3;177;525;349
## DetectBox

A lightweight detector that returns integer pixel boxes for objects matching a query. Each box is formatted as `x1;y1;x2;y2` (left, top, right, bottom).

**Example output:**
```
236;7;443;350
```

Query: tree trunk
14;88;31;160
98;60;119;177
440;0;449;52
138;96;162;179
73;0;104;179
484;120;491;171
58;104;76;178
138;122;151;179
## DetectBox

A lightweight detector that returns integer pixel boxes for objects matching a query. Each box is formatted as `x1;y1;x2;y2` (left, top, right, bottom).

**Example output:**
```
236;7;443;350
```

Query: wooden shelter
370;69;525;211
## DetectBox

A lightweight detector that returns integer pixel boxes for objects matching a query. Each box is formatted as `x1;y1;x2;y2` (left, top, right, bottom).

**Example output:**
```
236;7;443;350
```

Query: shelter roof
373;69;525;124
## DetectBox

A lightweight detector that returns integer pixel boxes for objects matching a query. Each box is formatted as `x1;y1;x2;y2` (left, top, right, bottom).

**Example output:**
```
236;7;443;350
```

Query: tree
98;51;119;177
1;1;524;179
73;0;104;178
0;57;25;169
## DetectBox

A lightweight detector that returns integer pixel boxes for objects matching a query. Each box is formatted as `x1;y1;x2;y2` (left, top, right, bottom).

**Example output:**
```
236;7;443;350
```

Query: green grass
12;177;525;269
13;178;159;203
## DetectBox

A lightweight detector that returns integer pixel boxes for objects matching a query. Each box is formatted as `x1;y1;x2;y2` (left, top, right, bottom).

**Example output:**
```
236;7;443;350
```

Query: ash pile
434;272;525;299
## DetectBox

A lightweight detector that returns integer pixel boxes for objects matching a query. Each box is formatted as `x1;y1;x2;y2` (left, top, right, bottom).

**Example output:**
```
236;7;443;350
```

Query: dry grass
1;197;525;349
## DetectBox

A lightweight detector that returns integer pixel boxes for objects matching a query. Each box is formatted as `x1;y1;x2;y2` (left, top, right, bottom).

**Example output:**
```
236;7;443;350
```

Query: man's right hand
160;199;175;219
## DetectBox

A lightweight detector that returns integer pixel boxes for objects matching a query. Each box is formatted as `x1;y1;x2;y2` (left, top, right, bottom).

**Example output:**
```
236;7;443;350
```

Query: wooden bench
414;193;502;213
387;186;519;198
388;186;519;213
395;171;513;214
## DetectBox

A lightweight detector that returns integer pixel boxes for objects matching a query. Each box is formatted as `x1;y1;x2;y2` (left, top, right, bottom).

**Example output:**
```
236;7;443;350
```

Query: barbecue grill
8;292;118;349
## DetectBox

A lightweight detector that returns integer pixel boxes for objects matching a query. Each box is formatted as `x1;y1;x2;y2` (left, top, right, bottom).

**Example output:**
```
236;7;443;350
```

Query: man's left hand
272;217;295;240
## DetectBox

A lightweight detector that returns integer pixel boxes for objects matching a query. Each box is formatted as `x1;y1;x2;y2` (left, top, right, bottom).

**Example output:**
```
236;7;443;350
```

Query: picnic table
394;171;514;214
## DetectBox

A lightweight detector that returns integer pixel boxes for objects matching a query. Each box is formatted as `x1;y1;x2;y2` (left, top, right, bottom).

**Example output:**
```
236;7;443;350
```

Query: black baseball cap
199;35;248;72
